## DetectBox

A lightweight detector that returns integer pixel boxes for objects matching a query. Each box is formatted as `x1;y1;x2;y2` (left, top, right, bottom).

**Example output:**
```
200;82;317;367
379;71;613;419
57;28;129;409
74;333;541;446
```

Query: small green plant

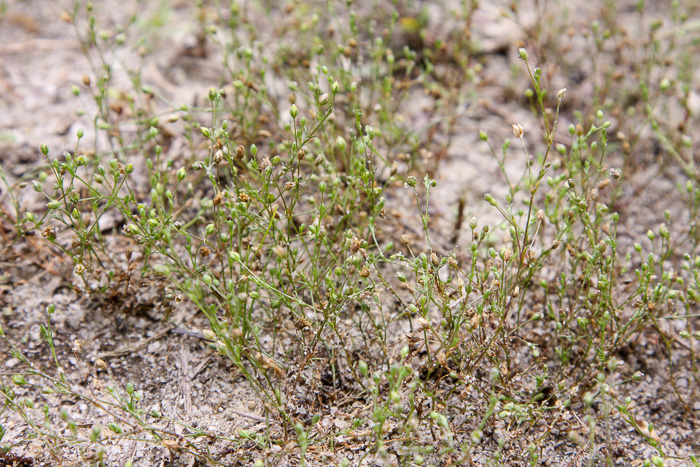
1;0;698;465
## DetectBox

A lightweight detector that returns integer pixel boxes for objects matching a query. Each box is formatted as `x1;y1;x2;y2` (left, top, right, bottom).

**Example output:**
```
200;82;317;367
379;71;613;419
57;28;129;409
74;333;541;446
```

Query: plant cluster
0;1;698;466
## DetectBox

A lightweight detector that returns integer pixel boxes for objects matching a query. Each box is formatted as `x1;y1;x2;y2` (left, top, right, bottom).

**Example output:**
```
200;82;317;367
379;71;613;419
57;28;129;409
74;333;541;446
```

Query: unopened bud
335;136;347;151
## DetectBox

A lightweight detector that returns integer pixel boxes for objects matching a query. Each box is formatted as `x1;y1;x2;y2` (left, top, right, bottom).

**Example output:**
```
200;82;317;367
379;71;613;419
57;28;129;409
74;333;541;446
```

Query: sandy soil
1;0;698;465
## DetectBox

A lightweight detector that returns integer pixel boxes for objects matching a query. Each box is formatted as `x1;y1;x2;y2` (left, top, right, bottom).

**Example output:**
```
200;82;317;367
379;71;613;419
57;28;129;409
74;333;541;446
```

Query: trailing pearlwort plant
1;1;698;466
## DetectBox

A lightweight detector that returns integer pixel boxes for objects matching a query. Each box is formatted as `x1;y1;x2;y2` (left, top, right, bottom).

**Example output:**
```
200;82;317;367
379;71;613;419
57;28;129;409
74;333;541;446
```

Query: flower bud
12;375;27;385
153;264;170;275
109;423;123;434
358;360;368;376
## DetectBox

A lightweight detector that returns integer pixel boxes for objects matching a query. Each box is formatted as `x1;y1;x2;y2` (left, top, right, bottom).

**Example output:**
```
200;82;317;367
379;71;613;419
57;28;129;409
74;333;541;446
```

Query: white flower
512;123;524;139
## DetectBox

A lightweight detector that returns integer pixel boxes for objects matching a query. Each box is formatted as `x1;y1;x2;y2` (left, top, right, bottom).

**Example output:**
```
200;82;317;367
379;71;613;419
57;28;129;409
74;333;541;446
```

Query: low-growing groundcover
0;0;699;465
